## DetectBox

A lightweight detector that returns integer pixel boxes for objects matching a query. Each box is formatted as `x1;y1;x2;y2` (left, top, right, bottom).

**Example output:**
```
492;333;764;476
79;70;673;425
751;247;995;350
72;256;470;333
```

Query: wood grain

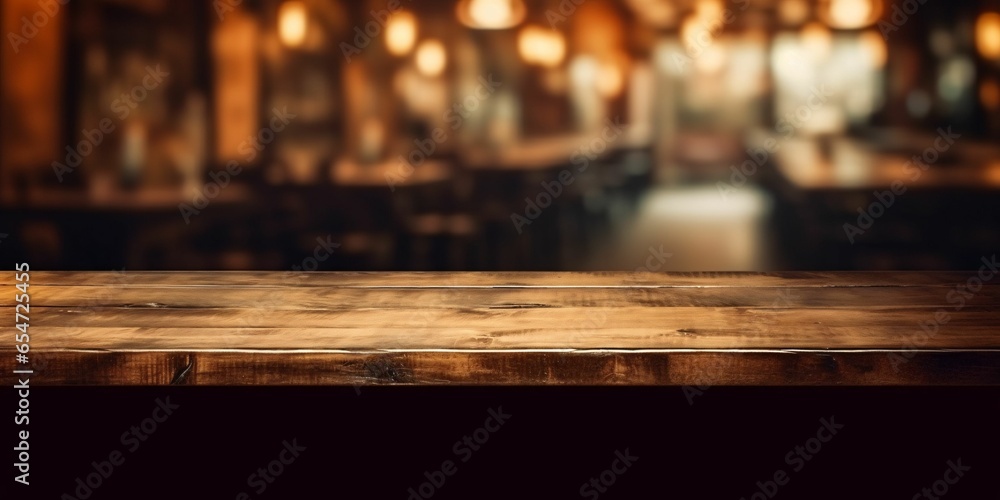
2;271;998;386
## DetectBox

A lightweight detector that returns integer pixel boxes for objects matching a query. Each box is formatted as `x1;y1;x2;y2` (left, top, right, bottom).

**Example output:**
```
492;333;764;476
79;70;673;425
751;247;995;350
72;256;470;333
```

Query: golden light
681;14;710;49
596;66;623;97
456;0;526;30
976;12;1000;60
385;10;417;56
625;0;677;28
415;39;447;77
681;0;727;49
694;0;724;21
778;0;810;26
695;43;727;74
800;22;832;60
518;26;566;68
596;59;626;98
858;30;887;68
820;0;881;29
278;1;307;47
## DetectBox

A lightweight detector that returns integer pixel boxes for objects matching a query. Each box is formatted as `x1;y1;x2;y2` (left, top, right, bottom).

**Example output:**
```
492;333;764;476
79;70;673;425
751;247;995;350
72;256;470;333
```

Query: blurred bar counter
3;0;1000;271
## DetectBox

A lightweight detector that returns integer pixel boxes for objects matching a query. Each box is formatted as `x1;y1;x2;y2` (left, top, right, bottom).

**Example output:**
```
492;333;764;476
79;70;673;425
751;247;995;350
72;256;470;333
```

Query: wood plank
7;284;1000;309
2;271;998;386
9;309;1000;349
9;350;1000;386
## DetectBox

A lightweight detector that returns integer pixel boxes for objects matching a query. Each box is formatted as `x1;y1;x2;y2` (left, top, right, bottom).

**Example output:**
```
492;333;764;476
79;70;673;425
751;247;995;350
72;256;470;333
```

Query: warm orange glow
694;0;724;21
518;26;565;68
681;0;726;49
680;14;707;49
695;43;727;73
596;63;623;97
594;55;630;98
415;40;447;77
278;1;307;47
624;0;676;28
385;11;417;56
456;0;526;30
976;12;1000;60
858;30;887;67
800;22;832;60
822;0;880;29
779;0;810;25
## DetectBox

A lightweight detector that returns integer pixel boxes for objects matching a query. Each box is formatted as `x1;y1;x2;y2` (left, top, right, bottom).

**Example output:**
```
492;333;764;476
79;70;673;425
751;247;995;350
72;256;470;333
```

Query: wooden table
330;158;452;188
773;136;1000;192
4;271;998;386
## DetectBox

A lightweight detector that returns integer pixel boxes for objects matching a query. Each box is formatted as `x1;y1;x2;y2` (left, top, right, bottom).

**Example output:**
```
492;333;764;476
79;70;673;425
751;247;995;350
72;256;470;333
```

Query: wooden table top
460;128;649;171
3;184;254;211
4;271;999;386
330;158;451;188
773;137;1000;191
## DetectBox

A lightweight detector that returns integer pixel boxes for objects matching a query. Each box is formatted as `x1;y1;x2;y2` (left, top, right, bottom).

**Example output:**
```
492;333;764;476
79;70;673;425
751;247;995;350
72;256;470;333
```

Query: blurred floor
588;184;776;271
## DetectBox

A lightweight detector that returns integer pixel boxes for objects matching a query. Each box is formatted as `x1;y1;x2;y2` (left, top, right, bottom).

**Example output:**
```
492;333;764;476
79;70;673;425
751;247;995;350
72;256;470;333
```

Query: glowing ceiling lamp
415;39;447;77
818;0;882;29
456;0;526;30
278;1;308;47
386;10;417;56
976;12;1000;60
518;26;566;68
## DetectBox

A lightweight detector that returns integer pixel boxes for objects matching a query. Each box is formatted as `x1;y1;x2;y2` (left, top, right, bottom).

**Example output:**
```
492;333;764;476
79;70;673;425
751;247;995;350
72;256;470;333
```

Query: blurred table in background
766;133;1000;270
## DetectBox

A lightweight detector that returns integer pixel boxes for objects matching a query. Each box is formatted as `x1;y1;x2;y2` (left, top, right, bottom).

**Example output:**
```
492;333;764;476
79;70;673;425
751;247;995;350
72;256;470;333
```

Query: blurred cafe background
2;0;999;271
